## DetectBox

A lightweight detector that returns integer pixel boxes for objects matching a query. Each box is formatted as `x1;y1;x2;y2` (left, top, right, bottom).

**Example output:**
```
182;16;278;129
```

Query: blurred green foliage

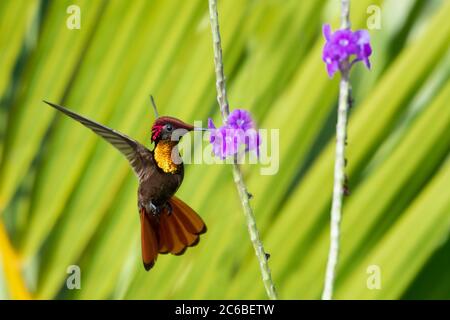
0;0;449;299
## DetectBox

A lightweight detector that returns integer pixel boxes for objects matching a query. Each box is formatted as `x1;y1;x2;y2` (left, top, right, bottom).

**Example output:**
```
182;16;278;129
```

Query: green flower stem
340;0;351;29
208;0;278;300
322;0;351;301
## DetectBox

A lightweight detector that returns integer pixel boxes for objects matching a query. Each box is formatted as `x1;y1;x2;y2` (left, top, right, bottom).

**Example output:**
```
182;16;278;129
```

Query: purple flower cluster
208;109;260;159
322;24;372;78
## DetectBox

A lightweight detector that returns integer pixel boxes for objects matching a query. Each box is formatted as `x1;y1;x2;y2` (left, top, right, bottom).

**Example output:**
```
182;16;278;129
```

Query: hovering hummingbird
43;99;206;271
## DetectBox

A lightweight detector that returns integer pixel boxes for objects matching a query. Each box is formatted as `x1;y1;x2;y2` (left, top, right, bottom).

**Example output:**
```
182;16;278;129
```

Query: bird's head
151;117;195;143
148;96;206;143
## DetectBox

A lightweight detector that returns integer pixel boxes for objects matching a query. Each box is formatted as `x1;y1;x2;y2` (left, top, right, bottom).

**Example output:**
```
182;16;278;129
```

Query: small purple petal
227;109;254;131
209;126;240;159
207;118;216;129
357;43;372;69
208;109;261;159
322;24;332;41
322;23;373;76
326;60;339;78
243;128;261;154
355;30;370;45
363;43;372;57
208;118;217;143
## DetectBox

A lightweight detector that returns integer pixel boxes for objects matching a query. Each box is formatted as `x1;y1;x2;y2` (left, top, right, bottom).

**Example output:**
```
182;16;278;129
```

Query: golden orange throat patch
154;141;179;174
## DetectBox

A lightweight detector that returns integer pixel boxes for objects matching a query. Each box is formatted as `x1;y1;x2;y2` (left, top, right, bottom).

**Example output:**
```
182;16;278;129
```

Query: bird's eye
165;124;173;132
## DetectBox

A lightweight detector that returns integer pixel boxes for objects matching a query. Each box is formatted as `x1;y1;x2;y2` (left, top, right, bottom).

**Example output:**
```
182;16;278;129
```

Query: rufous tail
140;196;207;271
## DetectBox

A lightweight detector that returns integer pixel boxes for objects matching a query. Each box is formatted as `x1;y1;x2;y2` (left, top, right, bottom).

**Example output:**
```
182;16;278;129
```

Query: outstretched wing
44;100;151;176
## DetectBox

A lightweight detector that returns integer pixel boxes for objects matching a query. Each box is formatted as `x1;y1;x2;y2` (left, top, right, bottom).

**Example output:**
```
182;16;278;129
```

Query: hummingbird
43;99;207;271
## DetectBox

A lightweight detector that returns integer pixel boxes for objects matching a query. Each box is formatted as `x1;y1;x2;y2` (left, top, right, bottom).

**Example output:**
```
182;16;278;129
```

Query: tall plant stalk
322;0;351;300
207;0;278;300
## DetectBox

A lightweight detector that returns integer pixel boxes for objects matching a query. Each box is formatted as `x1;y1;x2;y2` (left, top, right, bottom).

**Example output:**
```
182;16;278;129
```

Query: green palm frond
0;0;449;299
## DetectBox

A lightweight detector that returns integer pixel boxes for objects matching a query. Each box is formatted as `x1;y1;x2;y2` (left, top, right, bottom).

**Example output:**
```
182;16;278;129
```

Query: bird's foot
149;201;172;216
164;202;173;216
149;201;161;215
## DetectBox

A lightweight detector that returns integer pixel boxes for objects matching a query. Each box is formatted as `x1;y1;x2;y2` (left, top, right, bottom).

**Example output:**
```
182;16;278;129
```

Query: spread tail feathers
140;196;207;271
140;208;159;271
